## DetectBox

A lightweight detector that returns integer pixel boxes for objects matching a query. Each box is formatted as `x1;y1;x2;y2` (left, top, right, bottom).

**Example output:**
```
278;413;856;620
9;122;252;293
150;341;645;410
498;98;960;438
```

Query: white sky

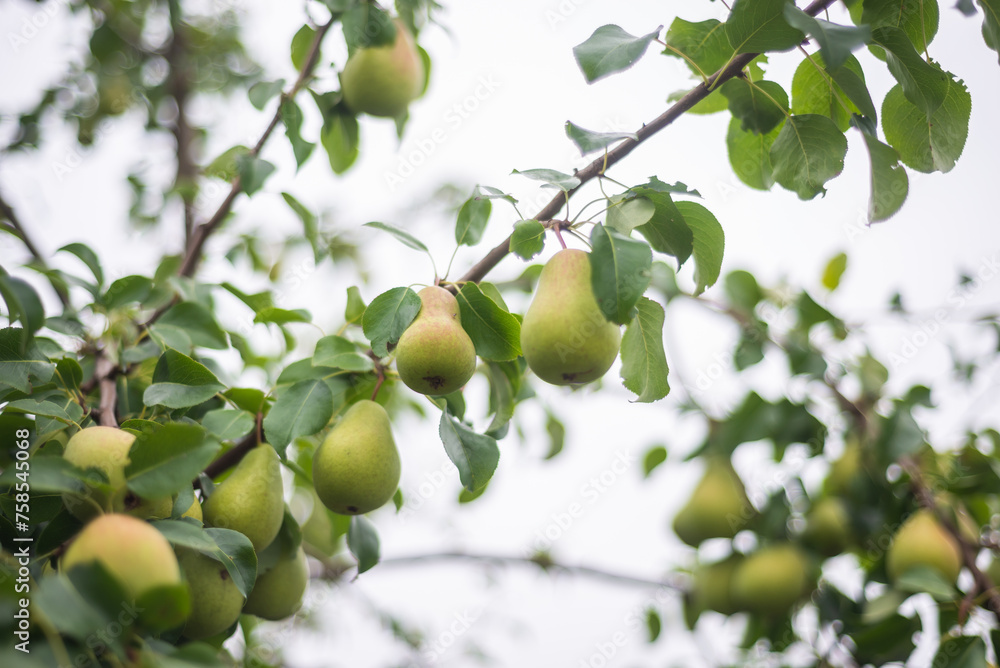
3;0;1000;666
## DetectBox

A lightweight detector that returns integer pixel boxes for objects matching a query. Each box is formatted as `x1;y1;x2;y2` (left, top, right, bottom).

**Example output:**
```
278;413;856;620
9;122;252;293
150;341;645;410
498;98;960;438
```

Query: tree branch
457;0;838;285
176;18;336;280
166;2;198;246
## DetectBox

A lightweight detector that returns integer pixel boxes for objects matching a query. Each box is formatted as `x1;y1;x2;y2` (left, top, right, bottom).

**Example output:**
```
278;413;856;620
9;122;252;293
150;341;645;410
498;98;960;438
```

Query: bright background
3;0;1000;665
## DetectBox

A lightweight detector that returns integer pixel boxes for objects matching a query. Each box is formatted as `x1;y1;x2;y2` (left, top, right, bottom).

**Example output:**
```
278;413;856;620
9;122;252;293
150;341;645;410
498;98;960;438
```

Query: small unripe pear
341;20;425;118
203;444;285;552
177;548;245;640
672;457;753;547
691;555;743;616
62;514;182;601
313;400;401;515
395;286;477;395
731;544;811;617
62;426;171;520
802;497;853;557
519;249;621;385
824;438;863;496
886;509;962;583
302;491;340;556
244;546;309;620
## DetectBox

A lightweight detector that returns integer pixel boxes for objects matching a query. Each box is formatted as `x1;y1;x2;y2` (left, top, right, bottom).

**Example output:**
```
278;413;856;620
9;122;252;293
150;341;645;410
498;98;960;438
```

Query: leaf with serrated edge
619;297;670;403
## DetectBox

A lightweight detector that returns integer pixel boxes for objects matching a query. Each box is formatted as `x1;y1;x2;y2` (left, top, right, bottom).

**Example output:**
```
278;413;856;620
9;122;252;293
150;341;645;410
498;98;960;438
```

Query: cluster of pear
57;427;309;641
340;19;425;119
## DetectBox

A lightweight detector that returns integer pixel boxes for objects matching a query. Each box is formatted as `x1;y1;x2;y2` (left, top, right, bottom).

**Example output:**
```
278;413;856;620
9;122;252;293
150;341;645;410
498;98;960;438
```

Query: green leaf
675;201;725;296
362;287;421;357
253;306;311;325
143;348;225;409
455;192;492;247
589;224;653;325
35;562;130;648
726;117;781;190
791;53;868;131
830;63;878;121
313;335;374;371
235;154;276;197
0;275;45;337
0;456;88;495
126;423;220;499
861;0;940;56
290;24;316;70
281;99;314;168
4;398;82;425
720;79;789;134
511;168;581;191
204;145;249;182
564;121;637;155
894;566;956;601
544;412;565;460
572;24;661;83
769;114;847;199
862;134;909;222
343;4;396;51
204;528;258;597
630;183;693;263
345;286;366;324
931;636;989;668
619;297;669;403
57;242;104;286
248;79;285;110
726;0;805;53
282;192;321;262
642;445;668;477
872;26;950;117
510;220;546;260
979;0;1000;64
783;5;871;70
849;613;919;665
364;221;430;254
606;194;655;235
201;408;256;442
456;282;521;362
646;608;662;642
439;409;500;492
474;185;519;205
821;252;848;291
263;379;334;449
663;18;733;77
347;515;380;574
0;327;56;394
153;301;228;350
881;78;970;173
320;108;360;174
485;362;515;438
102;275;153;309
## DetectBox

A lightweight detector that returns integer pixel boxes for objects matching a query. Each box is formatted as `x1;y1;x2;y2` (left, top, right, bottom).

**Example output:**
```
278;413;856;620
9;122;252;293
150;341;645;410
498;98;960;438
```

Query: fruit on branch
61;513;182;602
61;426;171;521
302;491;340;556
672;456;753;547
203;444;284;552
243;546;308;620
519;249;621;385
731;544;811;617
886;509;963;583
394;285;477;395
689;555;743;618
823;438;863;496
802;497;853;557
340;20;425;118
313;400;401;515
177;548;245;640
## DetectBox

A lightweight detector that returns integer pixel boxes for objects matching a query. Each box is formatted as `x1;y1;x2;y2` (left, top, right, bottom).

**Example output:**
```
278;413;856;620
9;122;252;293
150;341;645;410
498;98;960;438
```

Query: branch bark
166;4;198;246
457;0;838;285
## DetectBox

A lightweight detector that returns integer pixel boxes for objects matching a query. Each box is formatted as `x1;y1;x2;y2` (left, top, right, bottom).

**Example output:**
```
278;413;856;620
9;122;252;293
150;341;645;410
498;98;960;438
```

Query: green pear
731;544;811;617
203;444;284;552
519;249;621;385
61;426;171;520
886;509;962;583
672;456;754;547
177;548;245;640
302;491;341;556
313;400;401;515
243;546;309;620
395;286;477;395
802;497;853;557
691;554;743;616
340;20;425;118
823;438;862;496
61;514;182;600
181;494;203;522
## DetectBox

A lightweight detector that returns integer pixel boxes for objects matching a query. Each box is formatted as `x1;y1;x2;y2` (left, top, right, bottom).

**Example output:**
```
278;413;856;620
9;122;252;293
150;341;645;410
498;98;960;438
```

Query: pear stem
553;225;568;250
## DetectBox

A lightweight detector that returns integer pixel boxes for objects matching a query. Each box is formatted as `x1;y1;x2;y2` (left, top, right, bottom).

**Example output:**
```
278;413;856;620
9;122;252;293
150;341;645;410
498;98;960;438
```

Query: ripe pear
886;509;962;583
61;514;182;600
340;20;425;118
313;400;401;515
62;426;171;520
672;457;753;547
203;444;284;552
691;555;743;616
394;286;477;395
519;249;621;385
177;548;245;640
731;544;811;617
802;497;853;557
243;546;309;620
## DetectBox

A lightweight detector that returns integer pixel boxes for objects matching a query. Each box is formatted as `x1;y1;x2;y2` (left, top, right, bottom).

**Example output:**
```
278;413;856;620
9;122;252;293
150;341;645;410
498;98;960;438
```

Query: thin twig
456;0;839;285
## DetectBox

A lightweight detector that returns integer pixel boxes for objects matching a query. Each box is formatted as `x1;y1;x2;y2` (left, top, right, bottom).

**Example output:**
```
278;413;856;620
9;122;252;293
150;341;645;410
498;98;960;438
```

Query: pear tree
3;0;1000;666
